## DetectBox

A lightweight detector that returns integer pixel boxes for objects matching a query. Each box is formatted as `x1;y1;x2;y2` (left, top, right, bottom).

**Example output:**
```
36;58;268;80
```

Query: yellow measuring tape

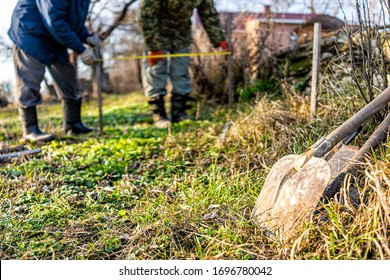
96;51;232;62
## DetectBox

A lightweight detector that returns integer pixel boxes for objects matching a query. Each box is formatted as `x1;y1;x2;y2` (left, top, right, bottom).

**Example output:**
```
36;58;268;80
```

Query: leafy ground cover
0;89;389;260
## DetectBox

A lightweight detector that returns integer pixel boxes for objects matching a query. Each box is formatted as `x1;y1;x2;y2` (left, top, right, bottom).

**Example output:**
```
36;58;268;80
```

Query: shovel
323;112;390;200
251;86;390;236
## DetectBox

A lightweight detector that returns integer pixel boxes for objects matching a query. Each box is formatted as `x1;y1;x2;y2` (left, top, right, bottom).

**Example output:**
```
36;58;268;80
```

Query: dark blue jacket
8;0;91;65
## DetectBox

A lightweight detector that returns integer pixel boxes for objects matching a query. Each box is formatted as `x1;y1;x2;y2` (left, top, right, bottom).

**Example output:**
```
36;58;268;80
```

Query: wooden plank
311;22;321;119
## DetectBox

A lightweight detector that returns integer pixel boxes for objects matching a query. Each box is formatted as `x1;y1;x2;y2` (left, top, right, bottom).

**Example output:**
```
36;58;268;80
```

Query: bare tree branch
0;36;12;62
99;0;137;41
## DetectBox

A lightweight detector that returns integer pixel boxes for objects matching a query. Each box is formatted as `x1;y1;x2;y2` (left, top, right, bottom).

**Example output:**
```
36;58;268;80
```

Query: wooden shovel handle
314;86;390;158
323;112;390;198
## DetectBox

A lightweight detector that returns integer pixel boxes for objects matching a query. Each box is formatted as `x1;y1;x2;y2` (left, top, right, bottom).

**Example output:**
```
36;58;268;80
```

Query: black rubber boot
148;96;170;128
171;94;192;123
63;99;94;135
18;107;54;142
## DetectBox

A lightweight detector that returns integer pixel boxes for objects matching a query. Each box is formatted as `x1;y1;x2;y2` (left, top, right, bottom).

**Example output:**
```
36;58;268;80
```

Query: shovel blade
252;155;332;236
325;144;359;177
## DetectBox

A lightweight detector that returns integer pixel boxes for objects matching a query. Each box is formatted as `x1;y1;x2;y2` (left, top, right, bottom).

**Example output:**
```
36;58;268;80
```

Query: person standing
139;0;231;128
8;0;99;142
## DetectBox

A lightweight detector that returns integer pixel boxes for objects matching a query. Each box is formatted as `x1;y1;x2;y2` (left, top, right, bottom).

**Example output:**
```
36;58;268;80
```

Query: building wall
245;20;298;54
245;20;297;79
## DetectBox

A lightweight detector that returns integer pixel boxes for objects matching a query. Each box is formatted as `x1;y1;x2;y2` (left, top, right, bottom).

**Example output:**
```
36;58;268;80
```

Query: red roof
262;13;319;20
193;11;322;30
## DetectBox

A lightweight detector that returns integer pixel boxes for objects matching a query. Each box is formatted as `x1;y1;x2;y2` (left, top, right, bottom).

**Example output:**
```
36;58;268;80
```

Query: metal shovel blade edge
252;155;332;235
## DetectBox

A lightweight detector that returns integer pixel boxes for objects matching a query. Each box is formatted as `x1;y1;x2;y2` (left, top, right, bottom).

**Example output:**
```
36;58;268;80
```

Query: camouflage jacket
139;0;225;51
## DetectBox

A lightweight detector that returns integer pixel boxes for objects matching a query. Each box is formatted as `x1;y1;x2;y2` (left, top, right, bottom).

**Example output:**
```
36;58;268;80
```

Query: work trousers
141;47;192;99
13;46;81;108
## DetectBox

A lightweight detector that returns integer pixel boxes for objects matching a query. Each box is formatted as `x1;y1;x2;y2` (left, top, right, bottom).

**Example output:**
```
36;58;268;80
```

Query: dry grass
0;87;389;260
216;85;390;260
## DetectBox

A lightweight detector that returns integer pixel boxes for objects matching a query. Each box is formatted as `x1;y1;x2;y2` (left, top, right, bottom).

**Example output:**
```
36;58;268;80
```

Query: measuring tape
95;51;232;62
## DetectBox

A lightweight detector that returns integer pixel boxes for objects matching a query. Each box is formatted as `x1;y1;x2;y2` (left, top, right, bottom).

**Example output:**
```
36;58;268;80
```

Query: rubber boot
171;94;192;123
18;107;54;142
148;96;171;128
63;99;94;135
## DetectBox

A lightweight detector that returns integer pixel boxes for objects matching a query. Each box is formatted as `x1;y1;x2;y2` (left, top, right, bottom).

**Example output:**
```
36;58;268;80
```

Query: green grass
0;90;389;260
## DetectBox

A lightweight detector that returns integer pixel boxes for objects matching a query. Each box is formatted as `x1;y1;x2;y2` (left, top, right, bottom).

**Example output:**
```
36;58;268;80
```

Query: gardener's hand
86;34;101;47
219;41;234;54
147;50;164;66
79;48;97;65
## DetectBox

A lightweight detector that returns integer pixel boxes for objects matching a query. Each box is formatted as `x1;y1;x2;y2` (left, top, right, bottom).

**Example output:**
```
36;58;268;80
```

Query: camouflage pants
141;47;192;99
12;46;81;108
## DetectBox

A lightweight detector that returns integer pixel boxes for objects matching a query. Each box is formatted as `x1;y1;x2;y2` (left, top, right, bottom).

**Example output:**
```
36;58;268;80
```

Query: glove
79;48;97;65
147;50;164;66
86;35;101;47
219;41;234;54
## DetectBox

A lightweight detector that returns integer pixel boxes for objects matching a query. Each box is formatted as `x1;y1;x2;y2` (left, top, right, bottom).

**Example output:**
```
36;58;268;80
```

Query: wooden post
92;45;104;135
227;13;234;110
311;22;321;119
95;63;104;135
0;148;41;162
